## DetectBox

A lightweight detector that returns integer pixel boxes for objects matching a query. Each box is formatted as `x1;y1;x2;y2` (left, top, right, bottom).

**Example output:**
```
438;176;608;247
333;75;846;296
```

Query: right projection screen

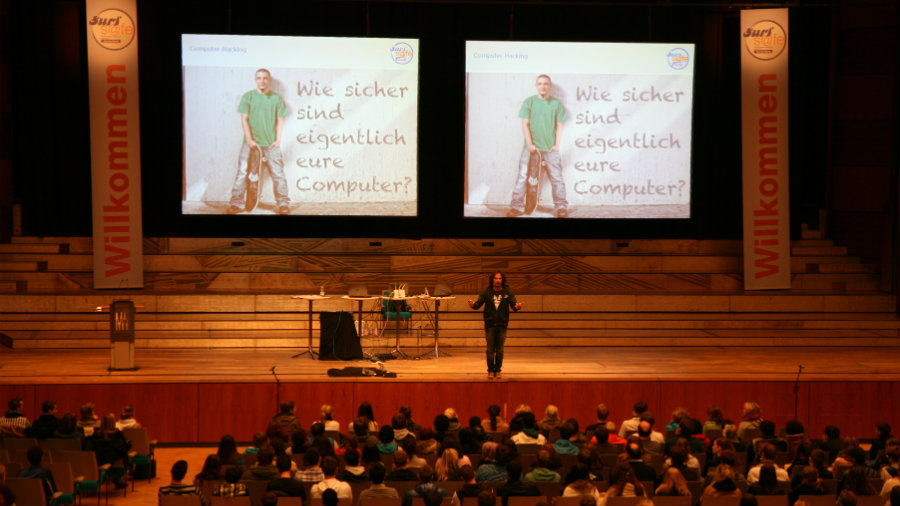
465;41;695;219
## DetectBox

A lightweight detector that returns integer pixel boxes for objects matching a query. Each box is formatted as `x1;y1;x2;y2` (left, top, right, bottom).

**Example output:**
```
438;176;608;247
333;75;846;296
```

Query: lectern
109;299;136;370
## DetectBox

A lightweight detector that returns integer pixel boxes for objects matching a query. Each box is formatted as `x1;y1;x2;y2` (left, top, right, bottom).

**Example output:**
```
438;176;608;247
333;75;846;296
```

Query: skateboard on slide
245;145;265;212
524;150;545;215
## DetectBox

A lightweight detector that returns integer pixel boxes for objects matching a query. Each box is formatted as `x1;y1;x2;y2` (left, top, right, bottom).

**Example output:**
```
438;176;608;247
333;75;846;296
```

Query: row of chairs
0;428;154;505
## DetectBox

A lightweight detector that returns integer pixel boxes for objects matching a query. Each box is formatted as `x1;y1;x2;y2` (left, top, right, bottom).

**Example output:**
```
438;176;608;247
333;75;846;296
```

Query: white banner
741;8;790;289
86;0;144;288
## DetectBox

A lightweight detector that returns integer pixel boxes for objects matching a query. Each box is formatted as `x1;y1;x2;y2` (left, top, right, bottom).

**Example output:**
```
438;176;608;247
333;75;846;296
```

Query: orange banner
741;8;790;290
86;0;144;288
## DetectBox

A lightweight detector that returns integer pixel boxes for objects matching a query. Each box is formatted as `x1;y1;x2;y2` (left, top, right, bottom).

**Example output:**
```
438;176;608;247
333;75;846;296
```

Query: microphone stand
793;364;804;420
271;366;281;416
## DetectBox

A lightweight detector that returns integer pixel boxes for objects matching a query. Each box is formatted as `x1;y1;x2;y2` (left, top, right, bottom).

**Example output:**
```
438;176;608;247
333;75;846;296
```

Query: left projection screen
182;34;419;216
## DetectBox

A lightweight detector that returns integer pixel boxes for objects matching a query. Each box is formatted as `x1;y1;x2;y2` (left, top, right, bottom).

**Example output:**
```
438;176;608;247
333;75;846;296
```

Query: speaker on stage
319;311;363;360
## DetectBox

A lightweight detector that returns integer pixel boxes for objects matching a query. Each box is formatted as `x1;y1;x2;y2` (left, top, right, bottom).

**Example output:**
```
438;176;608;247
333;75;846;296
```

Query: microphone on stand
793;364;804;420
271;365;281;416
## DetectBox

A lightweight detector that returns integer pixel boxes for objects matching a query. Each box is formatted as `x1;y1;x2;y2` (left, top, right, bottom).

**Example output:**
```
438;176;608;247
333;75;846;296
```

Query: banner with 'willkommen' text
741;8;790;290
86;0;144;288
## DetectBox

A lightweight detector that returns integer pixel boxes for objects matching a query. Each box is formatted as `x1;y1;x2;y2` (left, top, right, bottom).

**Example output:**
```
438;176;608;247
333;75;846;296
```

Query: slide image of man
226;68;291;215
507;74;568;218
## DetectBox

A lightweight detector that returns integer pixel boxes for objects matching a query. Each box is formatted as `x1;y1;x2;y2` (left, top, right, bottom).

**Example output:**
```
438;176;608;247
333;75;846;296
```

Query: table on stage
290;294;330;359
414;296;456;359
341;295;380;337
379;294;418;359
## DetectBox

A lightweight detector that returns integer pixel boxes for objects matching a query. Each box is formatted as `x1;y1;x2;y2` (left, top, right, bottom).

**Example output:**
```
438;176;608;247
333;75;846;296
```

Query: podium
318;311;363;360
109;300;136;370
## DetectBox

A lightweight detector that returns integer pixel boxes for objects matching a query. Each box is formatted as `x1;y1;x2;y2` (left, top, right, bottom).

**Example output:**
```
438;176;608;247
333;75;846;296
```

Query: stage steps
0;236;896;349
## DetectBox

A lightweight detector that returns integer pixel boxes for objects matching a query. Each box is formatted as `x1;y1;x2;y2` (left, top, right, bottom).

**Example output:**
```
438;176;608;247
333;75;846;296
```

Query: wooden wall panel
807;382;900;439
197;384;275;443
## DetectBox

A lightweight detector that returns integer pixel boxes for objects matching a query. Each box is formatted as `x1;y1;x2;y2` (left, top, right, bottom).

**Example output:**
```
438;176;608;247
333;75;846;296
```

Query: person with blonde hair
703;464;742;498
738;401;763;442
656;467;691;496
509;404;533;434
435;448;462;481
320;404;340;431
665;407;690;432
90;413;131;469
445;408;461;432
539;404;562;435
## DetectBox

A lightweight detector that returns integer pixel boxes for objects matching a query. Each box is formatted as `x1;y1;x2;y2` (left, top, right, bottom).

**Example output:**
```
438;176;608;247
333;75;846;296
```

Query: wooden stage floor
1;345;898;384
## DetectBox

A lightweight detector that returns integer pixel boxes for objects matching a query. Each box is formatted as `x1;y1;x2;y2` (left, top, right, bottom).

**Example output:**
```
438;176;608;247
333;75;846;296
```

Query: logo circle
89;8;136;51
667;47;690;70
743;19;787;61
390;42;414;65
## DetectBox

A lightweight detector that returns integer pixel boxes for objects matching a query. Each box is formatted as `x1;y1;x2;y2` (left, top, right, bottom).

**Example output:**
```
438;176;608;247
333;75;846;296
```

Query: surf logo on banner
88;8;136;51
742;19;787;61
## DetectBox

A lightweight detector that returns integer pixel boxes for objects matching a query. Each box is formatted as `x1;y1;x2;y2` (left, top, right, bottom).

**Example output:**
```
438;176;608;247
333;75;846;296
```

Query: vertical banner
86;0;144;288
741;8;790;290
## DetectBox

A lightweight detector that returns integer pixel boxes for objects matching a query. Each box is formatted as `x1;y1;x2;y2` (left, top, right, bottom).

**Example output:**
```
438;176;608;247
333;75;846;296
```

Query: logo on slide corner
390;42;414;65
88;8;136;51
667;47;690;70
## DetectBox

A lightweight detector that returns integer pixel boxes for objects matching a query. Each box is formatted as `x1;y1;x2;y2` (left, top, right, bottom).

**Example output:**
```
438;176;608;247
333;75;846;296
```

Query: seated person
0;396;31;437
295;448;324;483
195;455;224;482
214;466;249;498
451;465;485;506
789;467;826;506
747;464;786;495
606;464;647;498
386;449;420;481
656;467;691;497
115;405;141;430
159;460;205;505
748;443;790;483
562;464;604;504
358;463;400;501
402;466;446;506
337;448;369;482
554;422;580;456
310;456;352;501
0;464;15;506
378;425;399;454
266;455;305;498
242;446;279;481
524;449;561;482
475;442;511;483
510;411;546;445
497;461;541;506
322;489;340;506
703;465;742;498
18;446;58;504
27;400;60;440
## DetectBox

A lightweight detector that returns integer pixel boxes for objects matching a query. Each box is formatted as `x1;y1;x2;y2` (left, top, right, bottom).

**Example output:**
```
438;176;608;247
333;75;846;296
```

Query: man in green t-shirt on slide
507;74;568;218
226;68;291;215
